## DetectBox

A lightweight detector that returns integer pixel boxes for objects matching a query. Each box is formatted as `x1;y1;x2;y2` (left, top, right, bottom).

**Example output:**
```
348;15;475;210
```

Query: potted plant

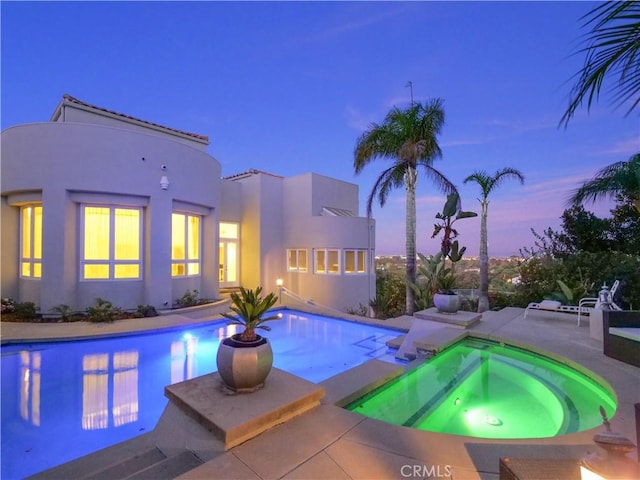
216;286;280;392
431;193;477;313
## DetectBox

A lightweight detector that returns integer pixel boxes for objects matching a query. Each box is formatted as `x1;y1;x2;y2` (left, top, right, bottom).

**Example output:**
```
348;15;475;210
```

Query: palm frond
560;1;640;126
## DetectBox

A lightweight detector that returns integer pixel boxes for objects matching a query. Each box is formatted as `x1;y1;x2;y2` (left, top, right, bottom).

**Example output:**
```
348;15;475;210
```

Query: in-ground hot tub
347;337;616;439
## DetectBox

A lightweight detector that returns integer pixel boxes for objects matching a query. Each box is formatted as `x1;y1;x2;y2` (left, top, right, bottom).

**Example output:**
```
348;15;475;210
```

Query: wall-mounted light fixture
276;278;284;304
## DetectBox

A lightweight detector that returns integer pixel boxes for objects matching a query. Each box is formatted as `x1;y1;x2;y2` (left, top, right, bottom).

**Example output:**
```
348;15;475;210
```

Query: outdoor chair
578;280;622;326
524;299;592;324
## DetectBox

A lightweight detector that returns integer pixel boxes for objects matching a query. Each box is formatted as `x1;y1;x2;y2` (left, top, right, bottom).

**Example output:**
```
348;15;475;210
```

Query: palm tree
463;168;524;312
560;1;640;127
354;99;456;314
568;152;640;213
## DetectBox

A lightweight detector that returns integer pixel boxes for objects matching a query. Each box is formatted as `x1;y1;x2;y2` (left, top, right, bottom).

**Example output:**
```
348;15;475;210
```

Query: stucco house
1;95;375;315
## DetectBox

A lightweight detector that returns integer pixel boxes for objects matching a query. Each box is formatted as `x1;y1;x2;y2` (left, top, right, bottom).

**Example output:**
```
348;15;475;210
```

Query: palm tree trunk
405;168;417;314
478;199;490;312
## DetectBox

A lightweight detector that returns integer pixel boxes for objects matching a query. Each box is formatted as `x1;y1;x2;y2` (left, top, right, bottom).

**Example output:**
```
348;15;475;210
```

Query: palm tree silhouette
464;168;525;312
354;99;456;314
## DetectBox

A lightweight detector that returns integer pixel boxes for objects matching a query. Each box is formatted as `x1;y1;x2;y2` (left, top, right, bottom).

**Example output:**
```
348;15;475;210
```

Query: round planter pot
216;334;273;392
433;293;460;314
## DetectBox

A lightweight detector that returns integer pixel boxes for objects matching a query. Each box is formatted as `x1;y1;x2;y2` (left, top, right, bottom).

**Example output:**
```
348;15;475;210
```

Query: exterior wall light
160;175;170;190
579;406;638;479
276;278;284;304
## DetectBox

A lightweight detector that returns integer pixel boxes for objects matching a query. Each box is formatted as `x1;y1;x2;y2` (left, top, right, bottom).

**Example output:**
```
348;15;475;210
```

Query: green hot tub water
347;338;616;439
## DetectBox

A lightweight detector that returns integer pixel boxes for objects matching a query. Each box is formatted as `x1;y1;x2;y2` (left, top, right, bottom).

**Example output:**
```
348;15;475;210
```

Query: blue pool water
1;309;401;479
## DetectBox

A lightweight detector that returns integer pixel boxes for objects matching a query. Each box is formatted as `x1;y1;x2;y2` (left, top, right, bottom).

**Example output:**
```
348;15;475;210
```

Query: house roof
321;206;355;217
223;169;285;181
51;94;209;144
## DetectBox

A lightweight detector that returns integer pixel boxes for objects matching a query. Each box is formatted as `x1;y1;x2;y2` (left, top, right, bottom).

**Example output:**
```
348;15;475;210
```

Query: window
82;206;141;280
287;249;308;272
314;248;339;274
172;213;200;276
344;249;367;274
21;205;42;278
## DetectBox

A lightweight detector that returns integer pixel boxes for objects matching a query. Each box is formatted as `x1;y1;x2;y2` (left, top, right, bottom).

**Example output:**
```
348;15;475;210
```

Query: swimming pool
1;309;401;480
347;337;617;439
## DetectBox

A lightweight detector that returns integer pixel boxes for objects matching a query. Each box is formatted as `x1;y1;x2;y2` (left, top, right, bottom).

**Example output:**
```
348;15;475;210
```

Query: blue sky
2;1;638;257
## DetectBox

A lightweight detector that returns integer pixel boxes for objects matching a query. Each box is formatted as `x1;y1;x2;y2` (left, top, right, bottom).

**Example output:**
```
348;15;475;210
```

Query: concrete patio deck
2;303;639;479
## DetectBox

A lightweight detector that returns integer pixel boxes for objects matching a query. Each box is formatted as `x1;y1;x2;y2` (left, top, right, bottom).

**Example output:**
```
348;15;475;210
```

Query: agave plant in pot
431;192;477;314
216;286;280;392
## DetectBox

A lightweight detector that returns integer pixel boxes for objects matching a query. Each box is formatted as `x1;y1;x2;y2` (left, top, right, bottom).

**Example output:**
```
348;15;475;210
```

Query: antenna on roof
406;81;414;105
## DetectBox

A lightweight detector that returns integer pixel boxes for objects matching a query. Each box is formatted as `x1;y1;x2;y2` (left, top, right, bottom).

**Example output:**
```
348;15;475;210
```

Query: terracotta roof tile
61;94;209;143
223;169;284;180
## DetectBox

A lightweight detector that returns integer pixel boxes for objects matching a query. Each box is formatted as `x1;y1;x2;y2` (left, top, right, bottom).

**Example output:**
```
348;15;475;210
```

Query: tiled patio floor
2;303;638;479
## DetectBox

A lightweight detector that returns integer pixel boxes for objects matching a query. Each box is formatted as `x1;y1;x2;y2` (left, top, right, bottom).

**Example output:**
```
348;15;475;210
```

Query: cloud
345;105;375;132
593;136;640;156
300;5;410;44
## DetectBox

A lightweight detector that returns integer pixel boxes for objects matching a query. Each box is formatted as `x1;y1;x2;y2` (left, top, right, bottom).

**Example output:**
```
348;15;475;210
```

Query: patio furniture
524;300;591;324
578;280;622;326
603;310;640;367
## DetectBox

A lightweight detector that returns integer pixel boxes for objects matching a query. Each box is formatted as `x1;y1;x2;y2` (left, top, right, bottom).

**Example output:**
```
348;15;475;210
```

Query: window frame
172;211;202;277
344;249;367;275
80;204;143;281
314;248;340;275
20;205;43;279
287;249;308;273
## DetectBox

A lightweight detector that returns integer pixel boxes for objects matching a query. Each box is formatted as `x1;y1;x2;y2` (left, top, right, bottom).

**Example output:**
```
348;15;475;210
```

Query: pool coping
4;303;639;479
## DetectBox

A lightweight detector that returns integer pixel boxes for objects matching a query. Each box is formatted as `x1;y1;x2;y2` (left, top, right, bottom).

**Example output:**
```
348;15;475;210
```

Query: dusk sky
2;1;638;257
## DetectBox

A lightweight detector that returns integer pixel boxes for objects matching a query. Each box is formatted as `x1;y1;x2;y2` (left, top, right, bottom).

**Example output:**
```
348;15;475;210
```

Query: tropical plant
175;289;201;308
568;153;640;213
354;99;456;314
86;298;121;323
431;192;477;293
1;297;16;314
370;269;406;319
221;286;280;342
464;168;524;312
11;301;37;320
134;304;159;318
50;304;75;321
560;1;640;126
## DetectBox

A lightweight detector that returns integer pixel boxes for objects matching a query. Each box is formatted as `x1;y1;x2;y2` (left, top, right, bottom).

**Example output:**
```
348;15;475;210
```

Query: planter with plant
431;193;477;313
216;286;280;392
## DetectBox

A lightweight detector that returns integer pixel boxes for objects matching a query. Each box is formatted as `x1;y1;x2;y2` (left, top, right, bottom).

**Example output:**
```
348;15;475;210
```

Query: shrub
370;270;405;319
50;304;75;322
12;301;37;320
175;289;200;308
133;304;158;318
86;298;121;323
346;303;370;317
1;298;16;314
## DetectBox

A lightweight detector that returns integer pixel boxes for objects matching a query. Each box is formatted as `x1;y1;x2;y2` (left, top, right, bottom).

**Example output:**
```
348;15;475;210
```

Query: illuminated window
344;249;367;274
287;249;307;272
314;249;339;274
82;206;141;280
172;213;200;276
21;205;42;278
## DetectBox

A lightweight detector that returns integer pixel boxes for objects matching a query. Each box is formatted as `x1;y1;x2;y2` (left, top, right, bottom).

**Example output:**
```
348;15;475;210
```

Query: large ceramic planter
216;334;273;392
433;293;460;314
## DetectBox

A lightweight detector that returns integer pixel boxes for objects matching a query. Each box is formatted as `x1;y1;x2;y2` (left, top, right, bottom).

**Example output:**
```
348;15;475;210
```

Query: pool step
126;450;204;479
414;307;482;328
28;444;204;480
88;447;203;480
88;447;167;480
392;320;467;361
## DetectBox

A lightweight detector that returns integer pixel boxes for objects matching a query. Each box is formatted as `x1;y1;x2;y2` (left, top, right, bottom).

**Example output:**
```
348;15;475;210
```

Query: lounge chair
578;280;622;326
524;299;591;324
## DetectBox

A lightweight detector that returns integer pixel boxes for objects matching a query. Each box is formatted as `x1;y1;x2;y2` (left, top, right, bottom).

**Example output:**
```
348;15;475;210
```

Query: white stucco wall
1;121;221;312
279;173;376;312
